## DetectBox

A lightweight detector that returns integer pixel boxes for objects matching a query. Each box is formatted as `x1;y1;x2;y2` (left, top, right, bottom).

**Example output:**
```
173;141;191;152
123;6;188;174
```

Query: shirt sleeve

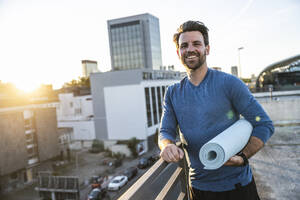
159;85;178;142
224;75;274;143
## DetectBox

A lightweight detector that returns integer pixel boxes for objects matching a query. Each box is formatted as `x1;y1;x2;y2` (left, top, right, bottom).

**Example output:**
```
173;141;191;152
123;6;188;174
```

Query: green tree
63;77;90;88
127;137;140;158
89;139;104;153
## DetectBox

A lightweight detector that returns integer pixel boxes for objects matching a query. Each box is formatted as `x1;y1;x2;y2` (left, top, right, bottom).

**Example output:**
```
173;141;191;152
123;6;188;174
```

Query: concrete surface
251;125;300;200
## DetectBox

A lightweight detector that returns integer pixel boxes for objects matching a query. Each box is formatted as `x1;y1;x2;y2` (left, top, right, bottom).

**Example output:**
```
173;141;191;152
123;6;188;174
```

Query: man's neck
187;64;208;86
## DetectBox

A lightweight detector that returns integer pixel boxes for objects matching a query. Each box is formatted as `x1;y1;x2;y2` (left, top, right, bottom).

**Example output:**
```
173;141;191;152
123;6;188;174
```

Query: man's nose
186;44;196;52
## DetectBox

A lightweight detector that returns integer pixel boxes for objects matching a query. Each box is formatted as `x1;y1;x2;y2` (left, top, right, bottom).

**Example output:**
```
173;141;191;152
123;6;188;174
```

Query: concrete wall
58;120;96;140
110;144;131;157
0;112;27;175
90;70;144;141
35;108;60;162
257;97;300;122
104;84;147;140
57;93;93;121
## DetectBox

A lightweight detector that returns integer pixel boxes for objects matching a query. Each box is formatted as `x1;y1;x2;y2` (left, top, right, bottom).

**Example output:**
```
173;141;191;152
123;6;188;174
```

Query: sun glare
15;82;40;93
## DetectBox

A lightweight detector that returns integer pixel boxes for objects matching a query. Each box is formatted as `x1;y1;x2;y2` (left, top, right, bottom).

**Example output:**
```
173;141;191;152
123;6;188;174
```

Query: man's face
177;31;209;70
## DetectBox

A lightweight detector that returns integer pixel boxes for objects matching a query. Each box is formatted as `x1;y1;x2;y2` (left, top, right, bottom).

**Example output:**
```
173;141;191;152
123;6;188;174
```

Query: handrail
118;157;189;200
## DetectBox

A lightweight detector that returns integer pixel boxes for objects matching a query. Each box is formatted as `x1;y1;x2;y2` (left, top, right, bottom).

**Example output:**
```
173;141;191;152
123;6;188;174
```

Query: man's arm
223;75;274;166
159;139;184;163
224;136;264;166
159;86;184;163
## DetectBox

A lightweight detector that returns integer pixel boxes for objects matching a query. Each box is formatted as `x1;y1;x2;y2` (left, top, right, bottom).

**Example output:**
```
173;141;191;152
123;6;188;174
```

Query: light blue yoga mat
199;119;253;170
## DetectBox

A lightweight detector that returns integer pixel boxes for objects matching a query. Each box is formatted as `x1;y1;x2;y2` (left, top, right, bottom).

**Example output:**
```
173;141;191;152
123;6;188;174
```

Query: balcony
118;157;190;200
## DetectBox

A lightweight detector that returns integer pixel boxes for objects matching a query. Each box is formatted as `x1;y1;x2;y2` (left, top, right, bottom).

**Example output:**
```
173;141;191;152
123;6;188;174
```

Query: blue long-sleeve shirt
159;68;274;192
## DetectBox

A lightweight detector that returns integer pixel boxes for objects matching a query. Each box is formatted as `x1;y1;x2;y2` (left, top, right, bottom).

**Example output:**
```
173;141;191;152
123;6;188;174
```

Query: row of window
23;110;39;165
142;72;181;80
144;85;168;127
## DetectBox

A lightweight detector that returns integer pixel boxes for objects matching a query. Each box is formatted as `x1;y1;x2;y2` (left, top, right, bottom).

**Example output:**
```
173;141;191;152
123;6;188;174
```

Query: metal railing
118;157;190;200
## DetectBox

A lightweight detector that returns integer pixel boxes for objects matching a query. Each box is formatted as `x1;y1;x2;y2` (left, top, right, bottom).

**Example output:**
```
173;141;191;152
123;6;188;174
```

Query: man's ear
205;45;210;55
176;49;180;58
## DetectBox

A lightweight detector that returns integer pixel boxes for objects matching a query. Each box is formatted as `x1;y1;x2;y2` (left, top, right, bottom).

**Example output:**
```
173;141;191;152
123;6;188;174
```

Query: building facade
90;69;181;151
56;93;96;148
0;105;60;193
82;60;99;77
256;54;300;92
231;66;238;77
107;13;163;71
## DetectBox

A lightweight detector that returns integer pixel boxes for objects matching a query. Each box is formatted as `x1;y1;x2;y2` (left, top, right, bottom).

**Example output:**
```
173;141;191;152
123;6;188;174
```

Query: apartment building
0;105;59;193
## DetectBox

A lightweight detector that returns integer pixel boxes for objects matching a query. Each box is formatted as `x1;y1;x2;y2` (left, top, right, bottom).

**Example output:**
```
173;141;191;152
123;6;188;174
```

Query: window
144;88;152;127
151;87;158;125
75;108;82;115
157;87;162;119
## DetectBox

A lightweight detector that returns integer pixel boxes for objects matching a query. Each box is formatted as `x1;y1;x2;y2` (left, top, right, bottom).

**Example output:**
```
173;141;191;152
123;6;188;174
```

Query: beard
181;51;206;70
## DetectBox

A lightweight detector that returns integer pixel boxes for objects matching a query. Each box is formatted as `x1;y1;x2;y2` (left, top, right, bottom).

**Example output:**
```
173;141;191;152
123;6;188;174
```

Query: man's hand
224;155;244;166
160;143;184;163
224;136;264;167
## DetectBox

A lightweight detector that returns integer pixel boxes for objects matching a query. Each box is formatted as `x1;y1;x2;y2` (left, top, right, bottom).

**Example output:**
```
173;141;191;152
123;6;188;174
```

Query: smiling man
158;21;274;200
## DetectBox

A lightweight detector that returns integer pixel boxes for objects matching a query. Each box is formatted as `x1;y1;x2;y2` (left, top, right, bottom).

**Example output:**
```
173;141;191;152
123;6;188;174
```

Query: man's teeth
187;56;197;58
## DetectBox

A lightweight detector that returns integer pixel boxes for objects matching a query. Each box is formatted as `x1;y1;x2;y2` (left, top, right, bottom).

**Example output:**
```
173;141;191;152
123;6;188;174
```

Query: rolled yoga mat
199;119;253;170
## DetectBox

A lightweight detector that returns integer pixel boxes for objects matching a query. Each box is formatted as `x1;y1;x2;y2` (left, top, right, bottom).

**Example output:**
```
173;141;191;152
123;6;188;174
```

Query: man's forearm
242;136;264;158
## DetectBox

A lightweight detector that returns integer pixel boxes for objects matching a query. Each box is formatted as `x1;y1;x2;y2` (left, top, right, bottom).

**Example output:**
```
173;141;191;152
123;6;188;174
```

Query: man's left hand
224;155;244;166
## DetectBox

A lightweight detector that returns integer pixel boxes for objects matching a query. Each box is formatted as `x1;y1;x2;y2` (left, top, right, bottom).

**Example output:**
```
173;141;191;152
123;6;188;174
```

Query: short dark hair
173;21;209;49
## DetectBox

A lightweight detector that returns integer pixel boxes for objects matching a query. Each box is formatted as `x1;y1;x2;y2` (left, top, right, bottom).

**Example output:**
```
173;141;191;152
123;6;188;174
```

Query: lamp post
238;47;244;78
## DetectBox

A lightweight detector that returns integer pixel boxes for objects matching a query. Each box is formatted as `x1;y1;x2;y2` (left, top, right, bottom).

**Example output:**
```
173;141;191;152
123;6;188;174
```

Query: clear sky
0;0;299;91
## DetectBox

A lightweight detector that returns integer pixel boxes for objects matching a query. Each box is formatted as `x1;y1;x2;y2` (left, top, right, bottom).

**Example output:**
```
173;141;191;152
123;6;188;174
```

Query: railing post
177;142;191;200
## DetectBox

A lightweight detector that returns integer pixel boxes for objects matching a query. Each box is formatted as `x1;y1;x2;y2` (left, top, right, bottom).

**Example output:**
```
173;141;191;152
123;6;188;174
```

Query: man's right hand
160;143;184;162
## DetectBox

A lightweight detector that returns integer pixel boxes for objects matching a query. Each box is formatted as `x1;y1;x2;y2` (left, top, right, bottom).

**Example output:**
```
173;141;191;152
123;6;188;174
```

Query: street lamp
238;47;244;78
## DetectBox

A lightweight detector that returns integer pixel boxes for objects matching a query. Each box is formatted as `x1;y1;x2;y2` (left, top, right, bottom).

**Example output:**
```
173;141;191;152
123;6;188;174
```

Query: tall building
82;60;99;77
231;66;238;77
212;67;222;71
107;13;163;71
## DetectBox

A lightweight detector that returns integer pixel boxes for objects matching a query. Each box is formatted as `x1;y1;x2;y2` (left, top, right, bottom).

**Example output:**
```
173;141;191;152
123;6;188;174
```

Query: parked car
90;175;109;189
108;159;122;168
103;158;122;168
151;150;161;161
107;175;128;191
123;166;138;180
137;156;155;169
87;188;107;200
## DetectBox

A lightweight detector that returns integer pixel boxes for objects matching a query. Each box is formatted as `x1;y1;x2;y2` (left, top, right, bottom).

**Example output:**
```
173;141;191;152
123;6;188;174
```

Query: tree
63;77;90;88
89;139;104;153
127;137;140;158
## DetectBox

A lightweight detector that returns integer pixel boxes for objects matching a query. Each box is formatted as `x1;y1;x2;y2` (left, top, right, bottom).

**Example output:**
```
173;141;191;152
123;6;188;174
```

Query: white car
107;175;128;191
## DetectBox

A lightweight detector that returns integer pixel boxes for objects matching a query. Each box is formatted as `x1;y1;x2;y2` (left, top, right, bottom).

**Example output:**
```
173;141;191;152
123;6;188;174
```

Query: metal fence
37;172;80;200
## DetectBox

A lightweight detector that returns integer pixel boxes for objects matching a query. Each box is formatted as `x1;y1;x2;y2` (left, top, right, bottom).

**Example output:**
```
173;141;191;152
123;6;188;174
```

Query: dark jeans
191;177;261;200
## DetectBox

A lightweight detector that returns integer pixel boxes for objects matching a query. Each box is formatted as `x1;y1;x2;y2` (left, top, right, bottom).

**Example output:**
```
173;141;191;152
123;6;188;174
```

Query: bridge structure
256;54;300;91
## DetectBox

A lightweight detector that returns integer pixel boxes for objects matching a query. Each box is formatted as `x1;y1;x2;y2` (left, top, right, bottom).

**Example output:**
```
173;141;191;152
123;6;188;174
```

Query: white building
82;60;99;77
90;69;181;152
56;93;96;148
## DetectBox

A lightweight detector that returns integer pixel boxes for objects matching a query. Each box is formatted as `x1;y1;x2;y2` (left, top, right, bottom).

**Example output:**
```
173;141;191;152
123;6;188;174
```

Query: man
159;21;274;200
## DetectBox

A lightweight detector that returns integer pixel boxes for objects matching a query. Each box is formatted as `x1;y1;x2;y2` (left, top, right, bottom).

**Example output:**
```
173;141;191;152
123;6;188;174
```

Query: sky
0;0;299;91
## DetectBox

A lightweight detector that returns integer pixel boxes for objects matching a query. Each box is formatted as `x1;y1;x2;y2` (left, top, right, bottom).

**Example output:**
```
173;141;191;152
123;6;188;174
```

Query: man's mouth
185;55;198;61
